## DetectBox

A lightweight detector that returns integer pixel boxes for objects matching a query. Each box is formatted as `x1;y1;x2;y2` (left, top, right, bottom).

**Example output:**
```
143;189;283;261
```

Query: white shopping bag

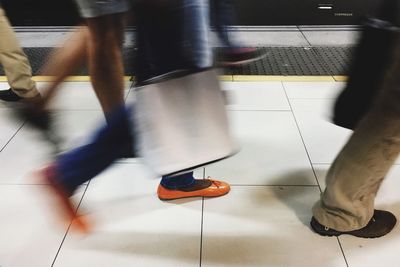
132;69;237;176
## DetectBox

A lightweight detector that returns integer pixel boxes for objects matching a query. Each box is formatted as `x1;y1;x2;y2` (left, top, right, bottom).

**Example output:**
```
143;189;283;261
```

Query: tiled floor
1;79;399;267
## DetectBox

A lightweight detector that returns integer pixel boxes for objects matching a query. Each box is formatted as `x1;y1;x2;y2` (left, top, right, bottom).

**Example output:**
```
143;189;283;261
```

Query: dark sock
179;179;212;192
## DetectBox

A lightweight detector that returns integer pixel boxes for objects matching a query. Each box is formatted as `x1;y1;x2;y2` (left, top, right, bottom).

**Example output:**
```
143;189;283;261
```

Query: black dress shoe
310;210;397;238
0;88;23;102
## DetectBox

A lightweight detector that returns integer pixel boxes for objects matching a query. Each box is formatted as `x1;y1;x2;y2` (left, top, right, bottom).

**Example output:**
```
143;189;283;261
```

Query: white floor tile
290;98;335;115
221;82;290;111
340;234;400;267
290;99;352;164
0;109;24;150
205;111;316;185
0;82;11;91
4;80;387;266
312;164;330;190
292;99;400;165
217;30;309;46
0;185;85;267
283;82;345;99
0;110;104;184
301;30;360;46
202;186;346;267
54;164;202;267
37;82;131;111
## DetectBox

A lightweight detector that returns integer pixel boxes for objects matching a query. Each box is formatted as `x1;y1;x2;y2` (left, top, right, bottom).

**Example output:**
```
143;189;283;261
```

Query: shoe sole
158;190;230;201
310;221;395;239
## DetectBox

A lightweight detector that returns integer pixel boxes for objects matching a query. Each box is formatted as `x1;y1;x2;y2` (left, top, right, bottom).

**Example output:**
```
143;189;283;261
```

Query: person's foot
0;88;23;102
37;165;90;233
218;47;266;67
10;101;62;153
0;88;42;103
310;210;397;238
157;178;230;200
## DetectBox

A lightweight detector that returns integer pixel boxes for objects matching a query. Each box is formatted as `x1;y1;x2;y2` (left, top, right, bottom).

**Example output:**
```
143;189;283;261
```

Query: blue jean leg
183;0;212;68
55;105;133;195
210;0;238;48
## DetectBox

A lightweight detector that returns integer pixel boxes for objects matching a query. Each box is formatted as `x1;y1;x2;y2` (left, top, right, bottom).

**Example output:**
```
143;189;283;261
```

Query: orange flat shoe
37;165;91;234
157;178;230;201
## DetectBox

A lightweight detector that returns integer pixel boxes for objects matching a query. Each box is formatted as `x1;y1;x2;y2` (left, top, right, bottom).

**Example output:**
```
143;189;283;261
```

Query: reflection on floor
1;80;400;267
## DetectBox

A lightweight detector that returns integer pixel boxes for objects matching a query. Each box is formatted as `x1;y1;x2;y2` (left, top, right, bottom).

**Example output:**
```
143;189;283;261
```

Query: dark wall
1;0;81;26
1;0;381;26
233;0;381;25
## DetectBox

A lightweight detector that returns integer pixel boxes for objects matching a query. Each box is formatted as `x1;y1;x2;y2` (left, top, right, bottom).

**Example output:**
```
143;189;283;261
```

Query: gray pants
313;39;400;232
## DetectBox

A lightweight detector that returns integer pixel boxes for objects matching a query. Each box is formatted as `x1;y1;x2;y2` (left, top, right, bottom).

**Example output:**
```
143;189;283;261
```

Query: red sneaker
37;165;90;234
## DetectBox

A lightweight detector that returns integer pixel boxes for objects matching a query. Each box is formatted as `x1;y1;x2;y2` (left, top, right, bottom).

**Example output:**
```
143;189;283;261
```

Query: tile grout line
51;181;91;267
297;26;338;77
199;197;205;267
336;238;350;267
281;82;322;190
0;121;26;152
199;167;206;267
297;26;313;47
124;87;132;102
282;81;350;267
227;109;292;112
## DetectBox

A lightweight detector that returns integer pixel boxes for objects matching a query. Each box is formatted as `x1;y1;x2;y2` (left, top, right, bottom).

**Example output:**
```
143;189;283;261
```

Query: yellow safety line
219;75;233;81
29;76;132;82
232;75;336;82
0;75;345;82
333;76;348;82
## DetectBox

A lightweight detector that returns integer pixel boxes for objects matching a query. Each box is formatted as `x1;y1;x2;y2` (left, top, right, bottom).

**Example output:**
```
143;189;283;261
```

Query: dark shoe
10;102;62;154
15;103;51;131
218;47;266;67
310;210;397;238
0;88;23;102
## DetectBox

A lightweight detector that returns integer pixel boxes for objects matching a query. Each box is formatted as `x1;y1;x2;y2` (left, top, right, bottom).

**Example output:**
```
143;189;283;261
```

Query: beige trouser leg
0;8;38;98
313;39;400;232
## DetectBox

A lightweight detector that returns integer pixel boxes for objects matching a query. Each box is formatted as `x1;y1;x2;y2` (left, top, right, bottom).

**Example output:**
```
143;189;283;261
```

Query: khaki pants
313;39;400;232
0;8;38;98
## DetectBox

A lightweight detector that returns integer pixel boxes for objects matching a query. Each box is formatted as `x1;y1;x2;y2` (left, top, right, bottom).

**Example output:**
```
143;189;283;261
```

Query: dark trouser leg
55;105;133;195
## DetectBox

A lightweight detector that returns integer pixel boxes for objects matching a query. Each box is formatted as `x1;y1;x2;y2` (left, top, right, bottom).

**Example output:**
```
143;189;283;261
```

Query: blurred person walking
310;52;400;237
0;7;40;102
135;0;231;201
310;0;400;239
37;0;233;233
209;0;264;66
